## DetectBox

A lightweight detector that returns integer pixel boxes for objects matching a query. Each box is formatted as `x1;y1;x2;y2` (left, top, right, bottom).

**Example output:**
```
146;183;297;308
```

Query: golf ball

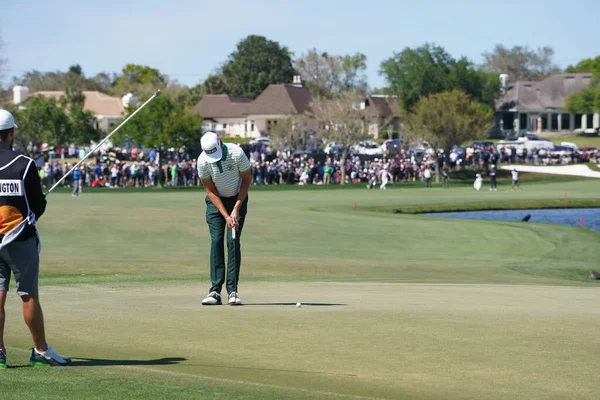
296;302;302;308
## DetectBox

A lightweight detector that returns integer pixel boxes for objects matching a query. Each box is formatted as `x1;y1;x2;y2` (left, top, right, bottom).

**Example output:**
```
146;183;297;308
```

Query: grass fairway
549;135;600;148
2;177;600;399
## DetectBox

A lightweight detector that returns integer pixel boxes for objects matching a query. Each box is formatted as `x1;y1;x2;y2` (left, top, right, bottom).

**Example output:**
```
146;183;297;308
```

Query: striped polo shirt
198;143;251;198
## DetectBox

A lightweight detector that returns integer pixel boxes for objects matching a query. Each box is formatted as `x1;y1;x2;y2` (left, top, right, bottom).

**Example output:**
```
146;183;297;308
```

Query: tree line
0;30;598;161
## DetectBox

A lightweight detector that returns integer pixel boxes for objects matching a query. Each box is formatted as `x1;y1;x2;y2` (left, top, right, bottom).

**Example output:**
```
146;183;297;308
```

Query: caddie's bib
0;156;39;252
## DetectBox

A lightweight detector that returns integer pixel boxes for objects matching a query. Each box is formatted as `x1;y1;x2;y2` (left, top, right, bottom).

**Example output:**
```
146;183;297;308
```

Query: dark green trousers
205;195;248;294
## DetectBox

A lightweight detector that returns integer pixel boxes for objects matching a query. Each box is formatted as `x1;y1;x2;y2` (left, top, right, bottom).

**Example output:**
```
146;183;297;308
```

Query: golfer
511;168;521;190
423;166;432;188
0;109;71;368
199;132;251;306
489;164;497;191
379;166;392;190
441;163;450;188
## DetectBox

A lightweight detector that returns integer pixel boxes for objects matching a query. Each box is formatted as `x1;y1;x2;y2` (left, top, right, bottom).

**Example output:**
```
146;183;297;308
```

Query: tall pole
46;90;161;195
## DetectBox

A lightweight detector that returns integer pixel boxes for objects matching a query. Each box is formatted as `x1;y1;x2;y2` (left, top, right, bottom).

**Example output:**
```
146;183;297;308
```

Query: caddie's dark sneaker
0;349;7;369
28;345;72;367
228;292;242;306
202;291;222;305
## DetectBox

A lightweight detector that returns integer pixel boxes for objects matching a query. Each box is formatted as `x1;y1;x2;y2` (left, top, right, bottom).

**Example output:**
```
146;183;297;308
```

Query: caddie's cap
0;109;18;130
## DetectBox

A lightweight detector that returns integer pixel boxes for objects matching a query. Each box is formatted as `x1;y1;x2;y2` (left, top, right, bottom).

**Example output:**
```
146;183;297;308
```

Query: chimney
292;75;302;87
13;85;30;105
499;74;509;94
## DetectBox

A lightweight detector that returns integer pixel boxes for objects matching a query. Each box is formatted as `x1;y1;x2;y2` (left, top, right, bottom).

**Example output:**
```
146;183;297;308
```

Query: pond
423;208;600;232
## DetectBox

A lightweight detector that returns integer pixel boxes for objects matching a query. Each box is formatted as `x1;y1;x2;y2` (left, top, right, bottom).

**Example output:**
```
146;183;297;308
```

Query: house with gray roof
494;73;599;135
195;76;400;138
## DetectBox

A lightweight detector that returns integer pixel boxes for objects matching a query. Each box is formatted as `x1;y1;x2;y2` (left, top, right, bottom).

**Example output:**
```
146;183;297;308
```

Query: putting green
1;178;599;399
4;282;600;399
37;179;600;284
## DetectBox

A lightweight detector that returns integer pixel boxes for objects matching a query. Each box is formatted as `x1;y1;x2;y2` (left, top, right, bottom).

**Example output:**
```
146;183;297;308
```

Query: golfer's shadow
69;357;186;367
243;302;346;307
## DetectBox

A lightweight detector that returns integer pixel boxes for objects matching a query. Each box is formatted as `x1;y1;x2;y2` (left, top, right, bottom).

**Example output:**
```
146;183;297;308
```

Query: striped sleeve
198;157;211;180
236;150;251;172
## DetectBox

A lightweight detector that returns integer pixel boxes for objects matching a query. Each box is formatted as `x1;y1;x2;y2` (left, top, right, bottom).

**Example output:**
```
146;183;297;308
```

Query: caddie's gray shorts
0;237;39;296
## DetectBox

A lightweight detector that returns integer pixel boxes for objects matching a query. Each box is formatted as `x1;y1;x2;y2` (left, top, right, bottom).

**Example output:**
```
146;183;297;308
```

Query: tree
565;88;599;114
6;87;99;153
566;56;600;74
564;57;600;114
69;64;83;76
10;96;72;155
59;85;101;146
202;73;229;95
269;115;313;153
221;35;296;98
63;86;85;107
379;43;500;112
111;64;168;98
565;79;600;114
162;83;204;108
0;32;7;105
121;64;166;86
406;90;494;181
115;95;202;152
308;91;376;184
69;104;101;146
480;44;560;82
294;49;368;98
12;67;105;93
90;72;116;93
450;58;501;108
0;30;7;83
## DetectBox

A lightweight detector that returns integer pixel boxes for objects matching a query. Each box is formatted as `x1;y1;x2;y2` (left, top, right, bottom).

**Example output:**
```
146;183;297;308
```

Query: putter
231;225;237;302
45;90;162;196
232;226;236;274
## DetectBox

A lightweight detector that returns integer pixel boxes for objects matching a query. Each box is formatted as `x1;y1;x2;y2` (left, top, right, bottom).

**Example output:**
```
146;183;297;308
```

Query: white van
524;140;554;151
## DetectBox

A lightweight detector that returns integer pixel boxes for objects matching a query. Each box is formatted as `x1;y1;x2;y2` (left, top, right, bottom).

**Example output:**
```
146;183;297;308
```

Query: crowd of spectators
34;139;600;190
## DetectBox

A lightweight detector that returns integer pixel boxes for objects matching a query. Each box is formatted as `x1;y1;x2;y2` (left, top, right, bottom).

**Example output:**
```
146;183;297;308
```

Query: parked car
352;140;383;156
560;142;580;152
324;142;345;155
249;137;272;147
524;140;555;151
519;133;552;142
471;141;496;149
381;139;403;155
550;145;575;158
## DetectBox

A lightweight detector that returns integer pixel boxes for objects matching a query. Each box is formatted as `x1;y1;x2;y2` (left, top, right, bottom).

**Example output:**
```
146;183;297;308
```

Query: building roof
366;95;401;118
196;84;400;120
196;85;312;118
496;73;593;112
249;84;313;115
32;91;125;116
195;94;253;118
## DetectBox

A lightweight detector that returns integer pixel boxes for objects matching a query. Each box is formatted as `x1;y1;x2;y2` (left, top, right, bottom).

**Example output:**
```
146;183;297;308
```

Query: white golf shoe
228;292;242;306
202;291;222;305
29;345;72;366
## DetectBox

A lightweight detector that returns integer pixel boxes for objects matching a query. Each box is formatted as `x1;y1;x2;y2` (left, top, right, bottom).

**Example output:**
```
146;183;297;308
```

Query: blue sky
1;0;598;90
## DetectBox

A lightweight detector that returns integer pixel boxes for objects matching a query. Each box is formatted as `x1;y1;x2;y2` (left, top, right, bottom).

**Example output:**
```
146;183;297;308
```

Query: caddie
198;132;251;306
0;109;71;368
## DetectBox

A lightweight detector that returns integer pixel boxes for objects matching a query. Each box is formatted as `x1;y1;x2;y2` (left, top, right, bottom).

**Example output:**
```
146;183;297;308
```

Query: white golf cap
200;131;222;163
0;109;18;130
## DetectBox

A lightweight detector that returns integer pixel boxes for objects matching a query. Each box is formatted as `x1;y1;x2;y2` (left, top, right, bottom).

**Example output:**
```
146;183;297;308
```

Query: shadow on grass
70;357;187;367
7;357;187;369
243;302;346;306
